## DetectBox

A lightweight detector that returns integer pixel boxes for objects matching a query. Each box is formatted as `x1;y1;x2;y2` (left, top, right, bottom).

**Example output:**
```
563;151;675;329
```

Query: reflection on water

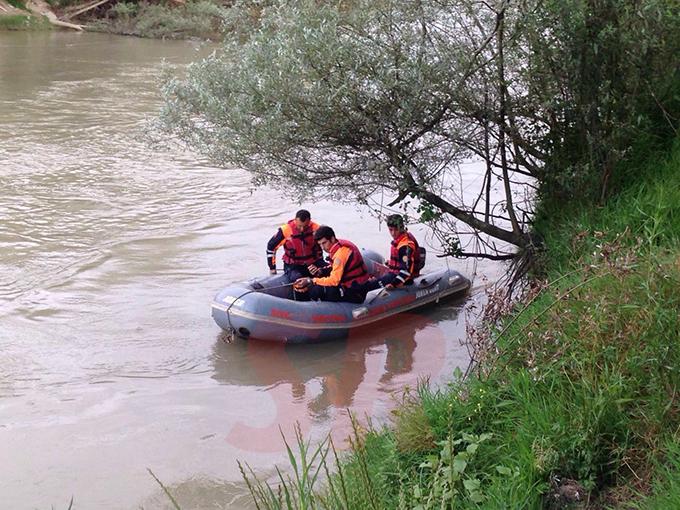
214;309;467;454
0;31;497;510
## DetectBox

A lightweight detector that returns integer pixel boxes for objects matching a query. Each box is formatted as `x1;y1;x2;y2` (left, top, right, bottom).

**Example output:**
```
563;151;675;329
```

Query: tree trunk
496;2;522;238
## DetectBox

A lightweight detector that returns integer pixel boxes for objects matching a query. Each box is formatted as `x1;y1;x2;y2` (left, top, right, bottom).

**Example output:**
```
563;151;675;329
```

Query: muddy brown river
0;31;501;509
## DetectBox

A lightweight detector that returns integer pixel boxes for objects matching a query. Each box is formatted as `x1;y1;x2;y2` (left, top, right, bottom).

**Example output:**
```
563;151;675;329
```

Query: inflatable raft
211;250;470;343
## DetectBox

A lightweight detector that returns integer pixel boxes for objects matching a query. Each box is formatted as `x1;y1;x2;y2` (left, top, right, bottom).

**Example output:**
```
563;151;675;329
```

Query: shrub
88;0;228;40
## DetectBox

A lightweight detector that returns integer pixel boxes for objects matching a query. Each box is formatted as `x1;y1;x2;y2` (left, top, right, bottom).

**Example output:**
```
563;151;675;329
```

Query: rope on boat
223;281;297;343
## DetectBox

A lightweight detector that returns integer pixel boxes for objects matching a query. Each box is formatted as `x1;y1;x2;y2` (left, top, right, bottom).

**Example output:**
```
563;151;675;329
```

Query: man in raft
293;226;370;303
266;209;325;282
368;214;423;290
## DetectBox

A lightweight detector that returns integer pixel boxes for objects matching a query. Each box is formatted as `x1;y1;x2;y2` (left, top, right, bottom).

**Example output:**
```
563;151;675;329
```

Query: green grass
0;14;50;30
533;138;680;274
236;137;680;509
6;0;26;9
633;440;680;509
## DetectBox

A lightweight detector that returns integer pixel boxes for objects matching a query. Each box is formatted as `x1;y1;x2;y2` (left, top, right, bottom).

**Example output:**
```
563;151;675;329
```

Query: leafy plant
403;432;496;508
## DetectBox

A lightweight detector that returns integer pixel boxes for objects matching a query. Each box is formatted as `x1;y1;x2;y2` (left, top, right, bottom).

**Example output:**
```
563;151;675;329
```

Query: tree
518;0;680;203
156;0;679;264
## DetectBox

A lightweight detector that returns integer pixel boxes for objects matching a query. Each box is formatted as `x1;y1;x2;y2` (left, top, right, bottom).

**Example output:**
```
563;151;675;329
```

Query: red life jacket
388;231;421;279
329;239;370;288
281;220;320;265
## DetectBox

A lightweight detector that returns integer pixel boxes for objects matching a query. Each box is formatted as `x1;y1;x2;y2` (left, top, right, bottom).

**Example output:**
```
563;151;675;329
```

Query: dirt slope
0;0;25;16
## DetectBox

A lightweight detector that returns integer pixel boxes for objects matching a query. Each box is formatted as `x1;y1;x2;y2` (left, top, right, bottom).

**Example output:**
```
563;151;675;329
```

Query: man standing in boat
293;226;370;303
369;214;423;290
266;209;325;282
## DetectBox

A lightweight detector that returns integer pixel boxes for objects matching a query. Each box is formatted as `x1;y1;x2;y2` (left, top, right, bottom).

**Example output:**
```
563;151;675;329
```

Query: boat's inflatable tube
211;249;470;343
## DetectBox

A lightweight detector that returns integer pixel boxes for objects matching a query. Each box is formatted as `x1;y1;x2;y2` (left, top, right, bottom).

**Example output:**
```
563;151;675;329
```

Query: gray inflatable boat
211;250;470;343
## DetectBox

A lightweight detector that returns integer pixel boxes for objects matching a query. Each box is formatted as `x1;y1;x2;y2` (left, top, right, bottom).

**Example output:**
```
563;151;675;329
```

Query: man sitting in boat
368;214;423;290
266;209;325;282
293;226;371;303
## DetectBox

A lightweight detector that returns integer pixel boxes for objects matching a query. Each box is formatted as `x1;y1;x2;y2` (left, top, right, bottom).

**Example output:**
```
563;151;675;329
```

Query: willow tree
156;0;679;262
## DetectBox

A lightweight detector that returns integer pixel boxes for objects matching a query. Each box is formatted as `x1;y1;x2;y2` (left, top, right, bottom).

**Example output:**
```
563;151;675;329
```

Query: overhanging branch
438;251;516;260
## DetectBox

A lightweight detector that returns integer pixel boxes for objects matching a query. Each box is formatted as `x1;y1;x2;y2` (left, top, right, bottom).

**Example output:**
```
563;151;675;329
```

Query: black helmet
386;214;405;230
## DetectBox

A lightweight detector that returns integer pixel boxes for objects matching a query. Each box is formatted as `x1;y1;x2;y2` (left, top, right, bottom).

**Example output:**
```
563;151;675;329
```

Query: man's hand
308;264;320;276
384;283;395;290
294;277;312;289
269;268;277;275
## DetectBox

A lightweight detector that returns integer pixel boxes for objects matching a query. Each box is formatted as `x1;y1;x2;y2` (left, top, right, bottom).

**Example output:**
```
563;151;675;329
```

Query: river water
0;32;501;509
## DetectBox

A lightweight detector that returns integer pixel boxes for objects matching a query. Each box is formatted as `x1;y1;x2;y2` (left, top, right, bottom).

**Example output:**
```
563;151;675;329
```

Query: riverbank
0;0;228;40
0;0;49;30
242;136;680;508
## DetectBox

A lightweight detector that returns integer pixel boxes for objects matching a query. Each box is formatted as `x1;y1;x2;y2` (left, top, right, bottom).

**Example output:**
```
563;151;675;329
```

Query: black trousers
283;263;311;283
363;272;413;292
283;261;327;283
294;283;367;303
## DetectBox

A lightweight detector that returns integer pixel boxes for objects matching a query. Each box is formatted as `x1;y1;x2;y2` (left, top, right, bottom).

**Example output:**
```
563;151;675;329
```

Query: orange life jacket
329;239;370;288
388;231;421;279
281;220;320;265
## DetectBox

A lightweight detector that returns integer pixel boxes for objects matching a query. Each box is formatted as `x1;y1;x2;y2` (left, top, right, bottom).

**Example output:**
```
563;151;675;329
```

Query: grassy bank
0;0;50;30
0;0;228;39
241;138;680;508
0;14;49;29
78;0;229;40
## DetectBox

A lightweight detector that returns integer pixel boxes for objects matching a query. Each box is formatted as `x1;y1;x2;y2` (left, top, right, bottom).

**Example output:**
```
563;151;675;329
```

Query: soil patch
0;0;25;16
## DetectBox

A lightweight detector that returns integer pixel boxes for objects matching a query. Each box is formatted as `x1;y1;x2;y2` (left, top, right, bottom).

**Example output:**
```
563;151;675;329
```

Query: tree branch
438;251;516;260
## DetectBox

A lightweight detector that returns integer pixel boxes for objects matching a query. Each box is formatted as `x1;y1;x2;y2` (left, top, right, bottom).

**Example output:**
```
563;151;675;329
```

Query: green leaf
463;478;481;492
469;491;484;503
456;451;469;461
496;465;512;476
462;432;476;442
453;457;467;474
440;447;451;462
